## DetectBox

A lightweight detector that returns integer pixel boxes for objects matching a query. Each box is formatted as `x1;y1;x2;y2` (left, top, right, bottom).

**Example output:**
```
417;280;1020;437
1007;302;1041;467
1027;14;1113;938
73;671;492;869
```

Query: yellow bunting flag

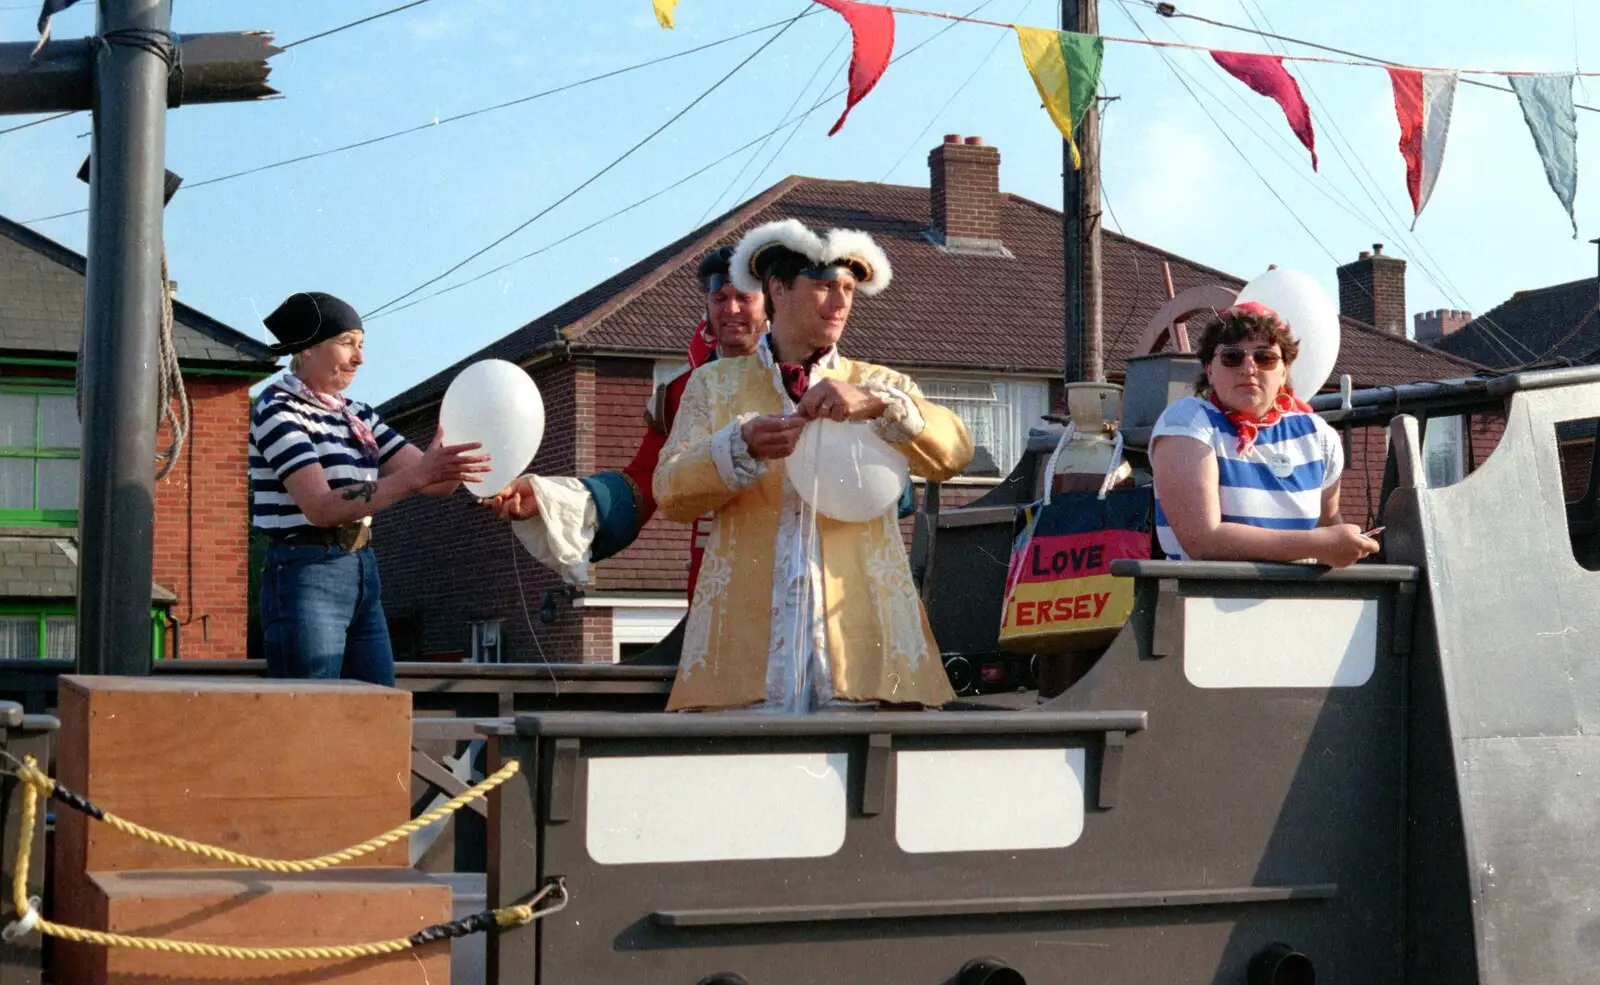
1015;26;1104;170
654;0;678;29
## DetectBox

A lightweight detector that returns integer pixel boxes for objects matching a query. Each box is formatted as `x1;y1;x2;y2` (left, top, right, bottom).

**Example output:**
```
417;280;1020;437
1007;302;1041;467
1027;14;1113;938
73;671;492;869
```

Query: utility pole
1061;0;1104;384
0;1;277;675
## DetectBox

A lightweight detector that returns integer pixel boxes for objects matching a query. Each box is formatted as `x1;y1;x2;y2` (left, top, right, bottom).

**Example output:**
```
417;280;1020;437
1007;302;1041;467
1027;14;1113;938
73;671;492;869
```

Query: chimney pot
1358;251;1372;260
964;135;985;146
944;133;962;144
1372;243;1384;255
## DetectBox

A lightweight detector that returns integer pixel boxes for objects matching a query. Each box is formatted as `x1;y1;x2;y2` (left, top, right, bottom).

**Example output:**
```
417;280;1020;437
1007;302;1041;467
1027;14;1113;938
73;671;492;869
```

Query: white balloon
438;359;545;498
786;419;909;524
1235;268;1341;396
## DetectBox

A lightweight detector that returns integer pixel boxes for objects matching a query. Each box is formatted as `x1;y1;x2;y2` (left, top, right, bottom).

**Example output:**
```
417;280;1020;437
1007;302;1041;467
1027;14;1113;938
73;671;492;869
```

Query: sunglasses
1216;346;1283;370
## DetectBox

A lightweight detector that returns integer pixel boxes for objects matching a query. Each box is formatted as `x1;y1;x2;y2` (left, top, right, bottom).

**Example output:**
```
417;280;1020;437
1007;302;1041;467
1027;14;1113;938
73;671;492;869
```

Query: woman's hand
486;476;540;520
741;415;807;459
407;426;491;492
795;379;886;422
1307;524;1380;568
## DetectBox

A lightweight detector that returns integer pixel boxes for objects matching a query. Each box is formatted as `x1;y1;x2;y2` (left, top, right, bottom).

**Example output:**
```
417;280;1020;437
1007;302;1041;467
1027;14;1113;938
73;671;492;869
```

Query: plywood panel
57;677;412;873
83;868;450;984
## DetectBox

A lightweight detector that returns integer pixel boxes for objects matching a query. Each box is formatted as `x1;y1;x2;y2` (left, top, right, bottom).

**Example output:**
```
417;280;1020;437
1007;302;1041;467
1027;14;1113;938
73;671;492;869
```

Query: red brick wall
1336;249;1408;337
591;358;693;594
928;137;1003;244
153;376;254;660
374;357;600;663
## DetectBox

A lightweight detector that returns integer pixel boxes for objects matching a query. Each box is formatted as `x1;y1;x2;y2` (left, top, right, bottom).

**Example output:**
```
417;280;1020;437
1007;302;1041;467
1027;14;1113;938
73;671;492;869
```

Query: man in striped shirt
250;292;489;685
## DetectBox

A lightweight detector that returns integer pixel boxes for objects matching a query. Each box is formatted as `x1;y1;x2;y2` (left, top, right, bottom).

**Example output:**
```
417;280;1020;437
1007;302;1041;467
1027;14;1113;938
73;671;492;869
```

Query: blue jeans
260;545;395;686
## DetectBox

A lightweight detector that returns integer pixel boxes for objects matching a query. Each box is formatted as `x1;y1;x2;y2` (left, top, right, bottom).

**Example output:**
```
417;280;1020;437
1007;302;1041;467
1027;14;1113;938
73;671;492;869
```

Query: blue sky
1;0;1596;403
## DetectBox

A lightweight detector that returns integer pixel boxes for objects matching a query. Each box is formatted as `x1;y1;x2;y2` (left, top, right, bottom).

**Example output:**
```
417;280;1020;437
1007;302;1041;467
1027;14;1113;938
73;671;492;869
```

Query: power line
1111;1;1340;268
0;111;74;136
879;0;1028;182
733;49;847;205
372;0;1008;321
362;6;811;319
4;0;448;142
1129;0;1600;114
19;12;818;223
698;30;845;226
1152;0;1528;360
1217;0;1536;361
280;0;439;50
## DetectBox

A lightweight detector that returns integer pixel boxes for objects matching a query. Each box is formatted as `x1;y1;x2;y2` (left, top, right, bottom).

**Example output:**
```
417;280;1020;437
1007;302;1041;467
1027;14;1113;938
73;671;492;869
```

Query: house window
0;609;76;660
916;377;1050;478
1423;415;1466;488
0;387;80;526
0;608;166;661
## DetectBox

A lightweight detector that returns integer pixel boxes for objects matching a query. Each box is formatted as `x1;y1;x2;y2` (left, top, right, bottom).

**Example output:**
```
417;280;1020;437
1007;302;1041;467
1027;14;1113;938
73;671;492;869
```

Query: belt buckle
336;524;368;551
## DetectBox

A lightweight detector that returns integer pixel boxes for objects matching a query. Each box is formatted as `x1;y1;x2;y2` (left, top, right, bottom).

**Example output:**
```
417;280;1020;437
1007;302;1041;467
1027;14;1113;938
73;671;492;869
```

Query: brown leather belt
270;524;371;551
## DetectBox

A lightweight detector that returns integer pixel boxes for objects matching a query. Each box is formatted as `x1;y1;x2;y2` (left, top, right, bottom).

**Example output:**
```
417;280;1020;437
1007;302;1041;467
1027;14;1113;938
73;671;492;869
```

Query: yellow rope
12;758;519;872
3;756;565;960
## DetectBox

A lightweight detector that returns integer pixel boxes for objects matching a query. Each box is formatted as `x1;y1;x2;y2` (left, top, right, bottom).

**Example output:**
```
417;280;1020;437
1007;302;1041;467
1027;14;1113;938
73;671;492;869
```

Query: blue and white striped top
1151;396;1343;561
249;384;408;532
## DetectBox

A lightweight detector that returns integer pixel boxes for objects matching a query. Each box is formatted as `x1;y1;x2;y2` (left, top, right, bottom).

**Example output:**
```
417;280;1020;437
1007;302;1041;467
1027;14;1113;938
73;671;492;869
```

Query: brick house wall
591;359;693;594
153;376;255;660
375;356;614;664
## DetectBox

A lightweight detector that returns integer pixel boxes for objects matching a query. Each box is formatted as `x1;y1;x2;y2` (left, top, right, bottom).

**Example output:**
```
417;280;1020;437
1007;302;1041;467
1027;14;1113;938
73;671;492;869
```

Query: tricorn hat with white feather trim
729;219;893;297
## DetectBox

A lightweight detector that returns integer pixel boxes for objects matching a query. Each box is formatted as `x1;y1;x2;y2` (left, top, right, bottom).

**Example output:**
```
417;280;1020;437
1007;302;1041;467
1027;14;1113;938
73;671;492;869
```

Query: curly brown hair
1193;306;1299;398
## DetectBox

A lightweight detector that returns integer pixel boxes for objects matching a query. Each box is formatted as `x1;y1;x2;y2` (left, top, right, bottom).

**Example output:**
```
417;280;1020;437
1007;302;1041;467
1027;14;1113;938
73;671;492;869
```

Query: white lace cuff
863;383;925;444
511;475;597;586
711;414;768;491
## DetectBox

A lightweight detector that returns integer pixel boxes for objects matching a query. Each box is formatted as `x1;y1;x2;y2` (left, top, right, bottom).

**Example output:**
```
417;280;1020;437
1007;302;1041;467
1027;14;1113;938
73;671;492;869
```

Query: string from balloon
791;419;824;712
509;527;560;693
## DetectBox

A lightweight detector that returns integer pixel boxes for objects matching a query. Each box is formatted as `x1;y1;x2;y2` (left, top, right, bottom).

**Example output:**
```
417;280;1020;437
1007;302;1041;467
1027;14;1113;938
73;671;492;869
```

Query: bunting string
748;0;1587;232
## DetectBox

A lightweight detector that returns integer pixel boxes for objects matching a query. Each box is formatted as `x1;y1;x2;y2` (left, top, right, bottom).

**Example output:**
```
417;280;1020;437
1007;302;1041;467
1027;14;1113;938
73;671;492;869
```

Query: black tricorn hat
263;292;362;355
696;246;738;294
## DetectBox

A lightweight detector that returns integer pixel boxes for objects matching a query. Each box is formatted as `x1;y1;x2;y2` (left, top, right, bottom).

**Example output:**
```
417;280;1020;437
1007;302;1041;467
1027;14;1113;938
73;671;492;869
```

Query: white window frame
913;375;1051;482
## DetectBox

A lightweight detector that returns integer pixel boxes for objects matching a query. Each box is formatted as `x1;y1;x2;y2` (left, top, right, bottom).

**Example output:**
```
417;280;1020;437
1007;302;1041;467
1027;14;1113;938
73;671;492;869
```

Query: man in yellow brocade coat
654;219;974;713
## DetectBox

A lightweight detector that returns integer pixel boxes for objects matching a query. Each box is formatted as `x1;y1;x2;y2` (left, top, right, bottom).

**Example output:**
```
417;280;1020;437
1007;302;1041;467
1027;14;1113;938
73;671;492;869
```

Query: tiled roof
0;533;176;603
1434;277;1600;370
0;216;279;370
382;176;1486;414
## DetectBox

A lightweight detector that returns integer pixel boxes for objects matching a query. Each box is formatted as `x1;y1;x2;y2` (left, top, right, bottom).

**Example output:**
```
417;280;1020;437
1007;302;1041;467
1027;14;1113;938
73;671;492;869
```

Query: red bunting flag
1211;50;1318;171
1387;68;1458;228
813;0;896;136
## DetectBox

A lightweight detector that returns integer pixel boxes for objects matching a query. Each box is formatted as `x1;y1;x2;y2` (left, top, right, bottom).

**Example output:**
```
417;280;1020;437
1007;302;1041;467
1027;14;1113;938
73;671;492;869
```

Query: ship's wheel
1131;284;1237;356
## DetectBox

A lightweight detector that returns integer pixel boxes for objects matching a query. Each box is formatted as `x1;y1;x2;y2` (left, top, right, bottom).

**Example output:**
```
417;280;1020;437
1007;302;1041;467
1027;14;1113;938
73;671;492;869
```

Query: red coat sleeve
618;371;692;529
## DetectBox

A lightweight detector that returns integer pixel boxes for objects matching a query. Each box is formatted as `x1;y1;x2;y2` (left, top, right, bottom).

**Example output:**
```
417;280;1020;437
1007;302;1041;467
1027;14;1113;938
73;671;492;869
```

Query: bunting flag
814;0;896;136
653;0;677;29
1508;73;1580;238
1212;50;1318;170
1015;27;1105;170
33;0;86;52
1387;68;1458;229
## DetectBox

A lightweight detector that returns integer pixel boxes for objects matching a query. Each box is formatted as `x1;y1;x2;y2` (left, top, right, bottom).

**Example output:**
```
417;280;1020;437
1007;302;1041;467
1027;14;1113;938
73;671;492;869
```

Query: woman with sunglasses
1148;301;1378;568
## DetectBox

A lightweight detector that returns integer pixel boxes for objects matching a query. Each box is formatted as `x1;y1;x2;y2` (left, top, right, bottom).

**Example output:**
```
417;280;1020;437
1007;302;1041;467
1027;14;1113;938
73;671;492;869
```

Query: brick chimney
1336;243;1408;336
1413;308;1473;345
928;134;1004;253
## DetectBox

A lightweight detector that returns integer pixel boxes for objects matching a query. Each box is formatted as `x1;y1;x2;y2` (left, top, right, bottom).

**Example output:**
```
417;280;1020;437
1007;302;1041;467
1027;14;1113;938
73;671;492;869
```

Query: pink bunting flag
1387;68;1458;228
813;0;896;136
1211;50;1318;171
